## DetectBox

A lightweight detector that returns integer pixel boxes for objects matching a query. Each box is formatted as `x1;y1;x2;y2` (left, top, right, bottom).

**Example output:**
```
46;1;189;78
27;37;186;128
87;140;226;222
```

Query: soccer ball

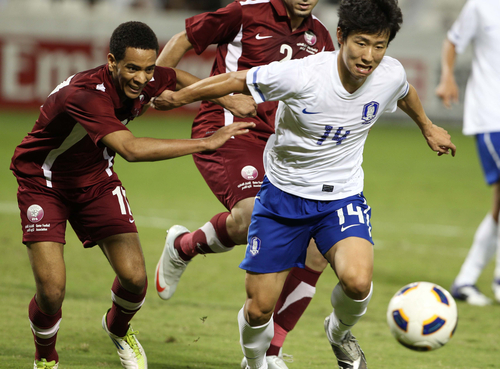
386;281;458;351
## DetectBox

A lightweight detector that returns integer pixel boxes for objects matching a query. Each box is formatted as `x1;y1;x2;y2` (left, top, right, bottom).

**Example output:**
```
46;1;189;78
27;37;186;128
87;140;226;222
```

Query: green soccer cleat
34;359;59;369
102;312;147;369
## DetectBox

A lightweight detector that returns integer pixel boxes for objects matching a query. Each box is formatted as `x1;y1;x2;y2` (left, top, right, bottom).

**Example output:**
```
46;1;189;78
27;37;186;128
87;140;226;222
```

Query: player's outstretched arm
157;30;193;68
101;121;255;162
435;39;459;109
398;84;456;157
152;70;251;111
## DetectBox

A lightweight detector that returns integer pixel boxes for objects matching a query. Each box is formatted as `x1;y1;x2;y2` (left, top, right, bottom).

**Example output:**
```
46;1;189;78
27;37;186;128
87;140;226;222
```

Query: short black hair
338;0;403;44
109;21;159;62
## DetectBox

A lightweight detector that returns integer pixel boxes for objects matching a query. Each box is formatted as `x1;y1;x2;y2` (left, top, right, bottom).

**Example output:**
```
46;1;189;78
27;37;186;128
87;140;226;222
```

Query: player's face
283;0;319;19
337;28;390;91
108;47;157;100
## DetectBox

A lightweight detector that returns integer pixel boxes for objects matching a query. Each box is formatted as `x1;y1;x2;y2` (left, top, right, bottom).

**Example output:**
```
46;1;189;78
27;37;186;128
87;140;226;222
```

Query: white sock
454;213;497;286
327;282;372;344
200;222;234;253
238;307;272;369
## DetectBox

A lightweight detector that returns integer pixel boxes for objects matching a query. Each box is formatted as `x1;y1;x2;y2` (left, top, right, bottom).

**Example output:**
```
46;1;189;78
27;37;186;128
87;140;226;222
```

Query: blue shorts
239;177;373;273
476;133;500;185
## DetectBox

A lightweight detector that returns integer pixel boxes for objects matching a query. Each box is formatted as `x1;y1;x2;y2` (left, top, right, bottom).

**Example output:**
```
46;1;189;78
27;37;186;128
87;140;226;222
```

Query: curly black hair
109;21;159;62
337;0;403;44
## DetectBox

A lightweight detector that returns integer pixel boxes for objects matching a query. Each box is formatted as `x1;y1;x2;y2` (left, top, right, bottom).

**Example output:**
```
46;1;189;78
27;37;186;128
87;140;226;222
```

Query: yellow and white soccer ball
387;281;458;351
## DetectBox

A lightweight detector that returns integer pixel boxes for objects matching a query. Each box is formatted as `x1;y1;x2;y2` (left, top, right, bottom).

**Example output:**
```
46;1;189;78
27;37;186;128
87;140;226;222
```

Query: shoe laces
36;359;57;368
124;329;142;358
282;353;294;363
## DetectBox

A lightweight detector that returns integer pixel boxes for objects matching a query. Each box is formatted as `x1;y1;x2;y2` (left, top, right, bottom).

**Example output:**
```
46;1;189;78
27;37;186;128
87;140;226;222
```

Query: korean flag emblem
249;236;262;256
362;101;379;124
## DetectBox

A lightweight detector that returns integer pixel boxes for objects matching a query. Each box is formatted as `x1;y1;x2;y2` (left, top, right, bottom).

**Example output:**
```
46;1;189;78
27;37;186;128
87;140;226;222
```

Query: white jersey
246;51;409;200
447;0;500;135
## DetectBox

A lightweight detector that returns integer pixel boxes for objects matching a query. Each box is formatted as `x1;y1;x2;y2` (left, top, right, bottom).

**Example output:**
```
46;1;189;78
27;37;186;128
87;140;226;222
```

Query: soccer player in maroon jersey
153;1;334;367
11;21;255;369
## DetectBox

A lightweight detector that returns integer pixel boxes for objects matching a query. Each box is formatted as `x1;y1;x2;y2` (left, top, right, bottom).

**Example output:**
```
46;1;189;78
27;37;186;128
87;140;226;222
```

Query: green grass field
1;110;499;368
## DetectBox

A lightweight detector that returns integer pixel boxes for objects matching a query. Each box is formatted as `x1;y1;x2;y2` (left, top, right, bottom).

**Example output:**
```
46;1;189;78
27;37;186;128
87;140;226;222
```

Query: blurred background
0;0;468;121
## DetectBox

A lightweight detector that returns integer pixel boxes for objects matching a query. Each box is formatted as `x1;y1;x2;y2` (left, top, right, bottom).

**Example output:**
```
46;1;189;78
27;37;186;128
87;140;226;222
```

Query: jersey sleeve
185;1;243;55
447;0;479;54
143;66;177;101
385;59;410;113
65;89;130;145
246;59;303;104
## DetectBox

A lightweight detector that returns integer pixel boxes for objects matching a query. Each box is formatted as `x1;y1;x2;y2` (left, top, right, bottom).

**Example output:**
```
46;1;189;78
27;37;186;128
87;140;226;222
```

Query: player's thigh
324;237;373;299
98;233;146;293
305;239;328;272
69;179;138;248
26;241;66;312
244;270;290;324
193;136;266;210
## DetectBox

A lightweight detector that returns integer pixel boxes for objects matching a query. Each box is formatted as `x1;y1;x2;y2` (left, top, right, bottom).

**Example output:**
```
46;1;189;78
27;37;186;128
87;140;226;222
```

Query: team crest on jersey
27;204;44;223
241;165;258;180
249;236;261;256
304;31;317;46
362;101;379;124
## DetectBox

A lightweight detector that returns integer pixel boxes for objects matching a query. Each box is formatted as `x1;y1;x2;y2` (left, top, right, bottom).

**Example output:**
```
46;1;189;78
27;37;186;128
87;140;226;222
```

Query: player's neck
337;52;367;94
289;16;305;32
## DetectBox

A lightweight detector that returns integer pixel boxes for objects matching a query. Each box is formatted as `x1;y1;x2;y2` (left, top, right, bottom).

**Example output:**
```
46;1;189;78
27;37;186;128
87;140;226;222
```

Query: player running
153;0;456;367
154;1;333;366
11;21;254;369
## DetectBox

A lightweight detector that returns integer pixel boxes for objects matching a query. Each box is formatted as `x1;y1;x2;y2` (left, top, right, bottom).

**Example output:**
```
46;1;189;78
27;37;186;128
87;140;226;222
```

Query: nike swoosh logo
302;108;321;114
155;263;166;292
341;224;361;232
129;218;135;223
256;33;273;40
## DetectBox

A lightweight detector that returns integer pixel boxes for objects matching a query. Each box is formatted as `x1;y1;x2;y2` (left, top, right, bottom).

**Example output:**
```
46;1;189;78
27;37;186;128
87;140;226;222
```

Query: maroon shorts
17;178;137;248
193;136;267;210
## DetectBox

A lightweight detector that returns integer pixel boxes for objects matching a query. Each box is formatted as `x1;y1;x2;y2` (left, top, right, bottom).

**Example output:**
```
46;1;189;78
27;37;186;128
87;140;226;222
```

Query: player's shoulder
378;56;405;76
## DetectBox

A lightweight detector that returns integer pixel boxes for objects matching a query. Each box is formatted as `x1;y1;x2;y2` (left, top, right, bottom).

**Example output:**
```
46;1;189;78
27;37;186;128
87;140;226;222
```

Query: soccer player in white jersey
436;0;500;306
153;0;456;367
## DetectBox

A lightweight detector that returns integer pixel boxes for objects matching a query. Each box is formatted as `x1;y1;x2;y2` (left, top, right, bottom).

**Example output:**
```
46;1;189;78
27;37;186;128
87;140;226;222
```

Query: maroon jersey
11;64;176;189
186;0;334;140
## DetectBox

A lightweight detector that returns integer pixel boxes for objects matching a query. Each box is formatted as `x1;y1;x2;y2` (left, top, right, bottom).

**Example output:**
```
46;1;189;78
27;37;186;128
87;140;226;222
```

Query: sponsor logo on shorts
27;204;44;223
249;236;261;256
304;31;317;46
341;224;361;232
241;165;258;180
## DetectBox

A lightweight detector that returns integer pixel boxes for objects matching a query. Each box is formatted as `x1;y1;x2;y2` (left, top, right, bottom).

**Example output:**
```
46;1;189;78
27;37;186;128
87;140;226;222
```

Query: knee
245;298;274;327
229;214;252;244
118;271;147;295
36;284;65;314
340;272;372;300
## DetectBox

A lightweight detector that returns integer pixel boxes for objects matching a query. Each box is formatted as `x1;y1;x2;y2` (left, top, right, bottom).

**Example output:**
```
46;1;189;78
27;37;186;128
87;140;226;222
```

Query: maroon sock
106;277;147;337
175;212;236;261
267;266;322;356
29;296;61;363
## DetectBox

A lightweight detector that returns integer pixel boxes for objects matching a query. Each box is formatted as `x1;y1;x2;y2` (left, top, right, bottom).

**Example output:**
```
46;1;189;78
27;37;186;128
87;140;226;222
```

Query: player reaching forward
10;21;254;369
153;0;457;367
154;1;333;366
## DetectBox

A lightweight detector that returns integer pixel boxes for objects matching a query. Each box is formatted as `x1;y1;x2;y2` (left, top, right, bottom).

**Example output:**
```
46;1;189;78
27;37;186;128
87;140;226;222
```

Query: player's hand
423;123;456;157
217;94;257;118
150;90;182;111
435;77;459;109
203;122;256;151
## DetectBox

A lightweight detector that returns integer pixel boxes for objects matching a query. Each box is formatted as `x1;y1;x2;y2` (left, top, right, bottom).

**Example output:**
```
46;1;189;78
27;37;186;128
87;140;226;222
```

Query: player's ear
107;53;117;72
336;27;345;46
